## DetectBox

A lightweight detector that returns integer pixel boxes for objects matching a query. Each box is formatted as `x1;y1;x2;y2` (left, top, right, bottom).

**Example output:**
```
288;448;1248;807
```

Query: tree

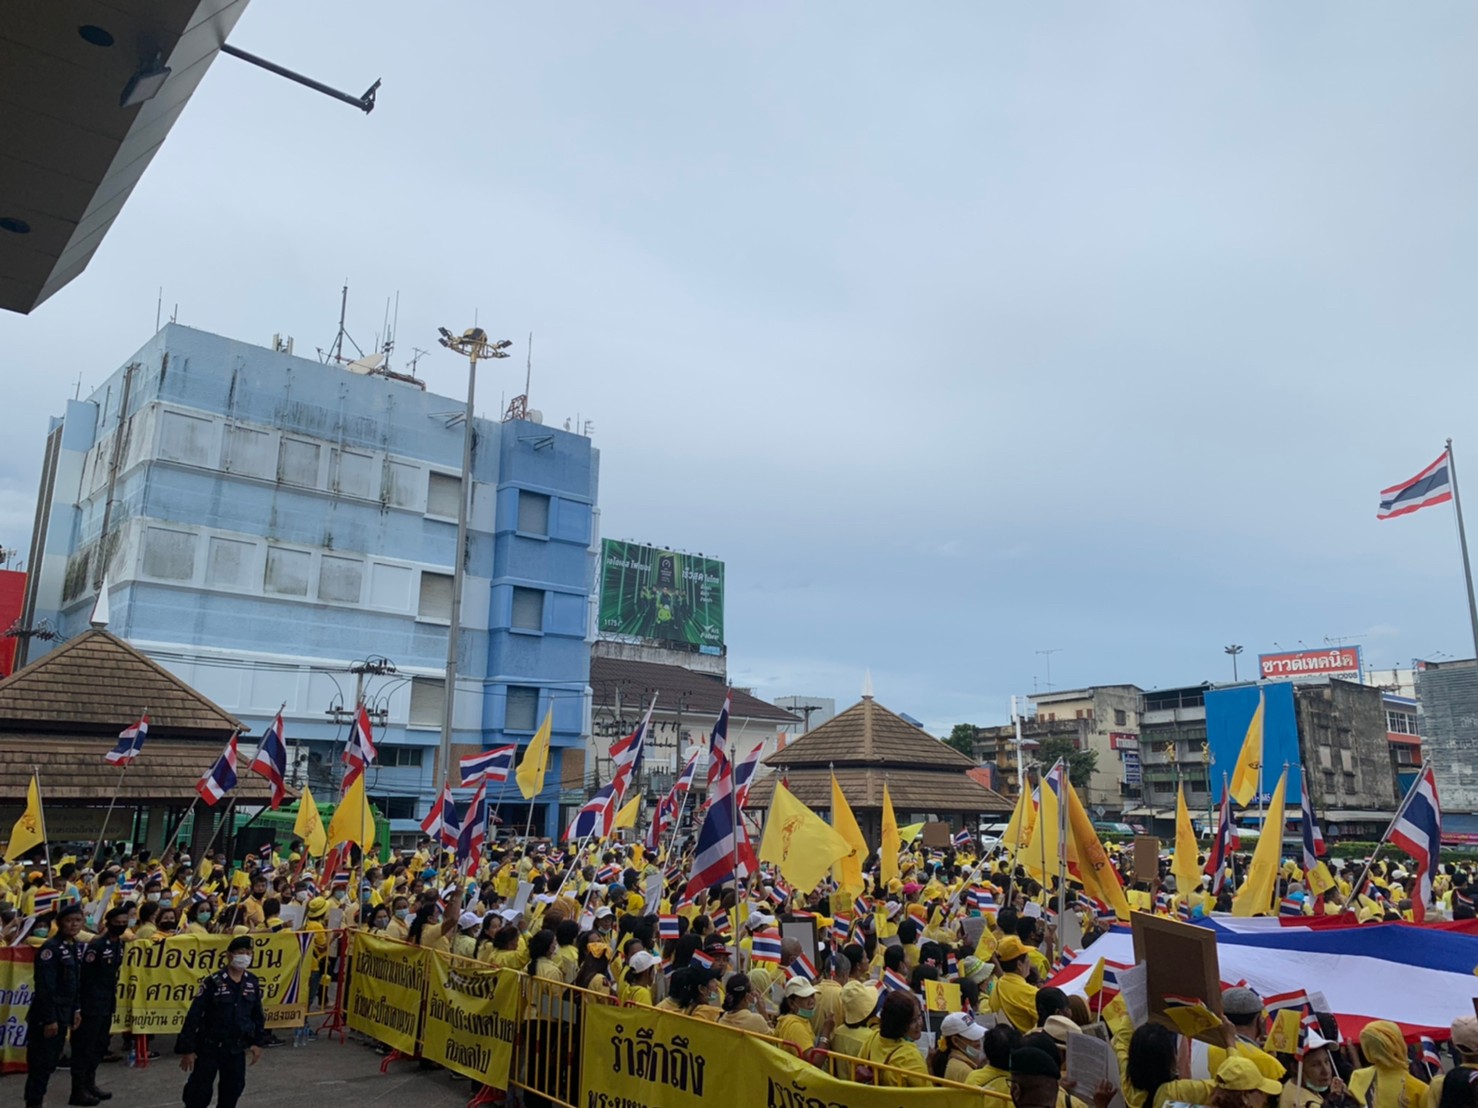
946;724;978;759
1036;736;1098;790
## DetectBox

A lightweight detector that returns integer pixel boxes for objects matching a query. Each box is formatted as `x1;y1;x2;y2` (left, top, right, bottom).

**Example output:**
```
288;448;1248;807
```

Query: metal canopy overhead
0;0;250;315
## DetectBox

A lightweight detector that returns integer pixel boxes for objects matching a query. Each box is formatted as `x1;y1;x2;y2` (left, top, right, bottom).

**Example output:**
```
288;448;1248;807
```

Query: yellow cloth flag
1229;689;1265;807
1084;957;1106;998
1232;768;1288;917
829;773;866;896
1026;770;1063;884
1064;778;1132;920
923;979;963;1012
1306;859;1337;897
293;784;328;857
613;793;640;831
898;821;925;843
327;773;377;852
759;782;855;894
1263;1008;1301;1055
879;782;901;887
4;774;44;863
516;708;553;800
973;926;998;960
1002;784;1036;863
1172;783;1201;896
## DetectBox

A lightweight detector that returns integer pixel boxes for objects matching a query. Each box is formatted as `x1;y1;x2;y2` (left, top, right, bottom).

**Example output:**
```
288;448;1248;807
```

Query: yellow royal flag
1232;768;1288;917
759;781;855;894
1003;783;1036;863
516;708;553;800
879;782;901;887
293;784;328;857
1064;778;1132;920
1306;858;1337;897
923;979;963;1013
327;773;377;852
1025;770;1063;884
1172;783;1201;896
4;774;44;863
1084;957;1106;998
613;793;640;831
1229;689;1265;807
1263;1008;1301;1055
829;772;866;896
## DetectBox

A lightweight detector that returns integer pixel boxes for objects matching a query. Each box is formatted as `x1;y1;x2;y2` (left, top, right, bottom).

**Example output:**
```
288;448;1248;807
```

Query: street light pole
1224;644;1243;682
435;327;511;789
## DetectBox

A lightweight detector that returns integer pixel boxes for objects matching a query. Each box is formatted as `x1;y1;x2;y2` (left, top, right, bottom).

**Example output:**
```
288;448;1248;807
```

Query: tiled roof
0;738;288;804
590;656;798;725
0;630;242;736
764;697;975;769
744;766;1013;814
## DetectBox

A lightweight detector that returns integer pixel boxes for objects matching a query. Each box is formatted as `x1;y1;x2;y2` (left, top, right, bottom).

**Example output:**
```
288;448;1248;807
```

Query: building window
517;491;550;535
1387;710;1418;735
205;537;253;589
506;685;539;732
1086;708;1094;719
418;571;453;621
511;587;545;632
1114;709;1127;726
159;411;214;467
427;472;463;518
379;746;424;768
385;461;421;508
264;547;312;597
278;438;321;487
319;556;363;604
142;527;197;581
409;678;445;729
1394;746;1418;766
370;795;417;820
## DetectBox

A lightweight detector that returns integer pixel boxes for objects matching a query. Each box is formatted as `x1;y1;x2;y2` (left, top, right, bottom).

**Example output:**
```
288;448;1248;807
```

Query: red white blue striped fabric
658;914;680;941
1390;765;1442;922
1378;451;1452;520
831;913;853;945
687;696;739;897
460;744;516;787
196;735;239;805
786;954;817;983
732;740;766;809
880;968;910;994
1205;788;1238;893
342;704;377;786
455;777;487;872
250;712;288;809
751;929;782;964
420;783;460;847
1301;767;1326;874
105;715;149;765
565;785;619;842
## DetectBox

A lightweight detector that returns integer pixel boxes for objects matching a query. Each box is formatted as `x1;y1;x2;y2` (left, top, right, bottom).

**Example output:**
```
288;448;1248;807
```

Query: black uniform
71;933;123;1096
176;968;269;1108
24;933;86;1106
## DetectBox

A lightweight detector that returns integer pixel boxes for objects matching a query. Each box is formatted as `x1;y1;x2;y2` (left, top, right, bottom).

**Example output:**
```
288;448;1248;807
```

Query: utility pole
434;326;511;785
1035;649;1061;691
326;656;394;789
786;702;826;733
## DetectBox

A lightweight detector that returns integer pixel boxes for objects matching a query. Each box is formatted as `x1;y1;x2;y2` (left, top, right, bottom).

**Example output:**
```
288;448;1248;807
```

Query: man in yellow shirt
1207;987;1286;1082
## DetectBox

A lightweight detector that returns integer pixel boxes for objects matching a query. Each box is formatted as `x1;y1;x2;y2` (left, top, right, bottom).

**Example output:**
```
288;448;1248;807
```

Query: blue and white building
20;324;599;840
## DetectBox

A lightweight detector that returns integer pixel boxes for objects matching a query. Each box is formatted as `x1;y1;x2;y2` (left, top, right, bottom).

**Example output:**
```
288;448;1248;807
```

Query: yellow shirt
386;917;410;942
967;1063;1011;1093
717;1009;771;1035
990;971;1038;1032
859;1031;928;1088
1351;1067;1428;1108
1208;1039;1287;1082
302;920;329;971
482;947;527;970
775;1013;815;1052
943;1051;977;1085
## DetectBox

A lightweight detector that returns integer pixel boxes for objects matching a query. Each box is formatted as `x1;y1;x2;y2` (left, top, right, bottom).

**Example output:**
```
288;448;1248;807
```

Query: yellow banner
581;992;986;1108
346;932;426;1056
0;948;32;1073
421;954;519;1086
111;933;309;1033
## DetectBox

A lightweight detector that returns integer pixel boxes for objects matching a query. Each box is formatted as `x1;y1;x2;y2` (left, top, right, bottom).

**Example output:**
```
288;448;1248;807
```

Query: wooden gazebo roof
0;738;287;805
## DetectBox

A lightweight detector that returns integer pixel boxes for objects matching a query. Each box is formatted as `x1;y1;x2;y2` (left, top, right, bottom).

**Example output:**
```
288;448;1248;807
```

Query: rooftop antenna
407;347;430;375
319;282;364;364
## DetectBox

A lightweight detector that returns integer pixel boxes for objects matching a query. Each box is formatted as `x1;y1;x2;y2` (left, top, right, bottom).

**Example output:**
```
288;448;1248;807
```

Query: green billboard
599;540;724;651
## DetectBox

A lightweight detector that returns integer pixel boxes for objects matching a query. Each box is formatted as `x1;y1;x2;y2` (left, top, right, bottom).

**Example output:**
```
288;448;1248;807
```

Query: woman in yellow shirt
774;978;833;1056
618;950;659;1008
716;973;773;1035
930;1011;987;1085
859;991;929;1088
1351;1021;1429;1108
989;936;1040;1033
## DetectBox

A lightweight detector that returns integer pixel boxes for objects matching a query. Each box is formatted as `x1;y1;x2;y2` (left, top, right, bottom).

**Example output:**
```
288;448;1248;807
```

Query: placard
921;822;953;848
780;915;821;962
1130;911;1222;1042
1133;837;1161;885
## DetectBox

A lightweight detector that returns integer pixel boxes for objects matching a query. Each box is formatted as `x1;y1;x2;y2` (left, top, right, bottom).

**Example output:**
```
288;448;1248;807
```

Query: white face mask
295;891;310;902
230;954;252;970
146;893;160;903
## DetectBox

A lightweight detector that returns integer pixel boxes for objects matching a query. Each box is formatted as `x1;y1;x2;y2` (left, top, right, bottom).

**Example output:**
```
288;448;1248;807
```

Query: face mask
231;954;252;970
197;912;212;923
1307;1083;1330;1094
160;897;172;907
333;891;346;901
146;893;160;903
395;908;409;920
295;891;310;902
797;1007;816;1020
127;917;138;929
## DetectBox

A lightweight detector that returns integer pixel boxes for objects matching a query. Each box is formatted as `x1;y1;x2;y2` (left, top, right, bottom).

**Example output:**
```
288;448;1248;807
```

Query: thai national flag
769;884;789;910
250;712;288;809
118;877;137;897
710;909;730;934
1205;786;1239;894
342;704;377;786
786;954;818;983
953;829;972;849
455;777;487;872
880;968;910;994
596;862;624;884
832;913;853;945
196;735;239;805
420;782;460;847
1264;989;1310;1022
658;914;680;941
687;696;741;897
967;887;996;912
565;784;619;842
732;740;767;810
331;871;350;890
692;950;715;970
751;929;782;964
1057;947;1079;971
1280;896;1304;917
33;889;59;916
1390;765;1442;923
608;698;656;807
460;744;516;787
105;714;148;765
1419;1038;1441;1072
1378;451;1453;520
1301;778;1327;872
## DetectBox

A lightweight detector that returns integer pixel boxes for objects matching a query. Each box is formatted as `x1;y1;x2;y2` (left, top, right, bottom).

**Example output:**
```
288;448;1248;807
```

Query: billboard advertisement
1258;646;1362;682
1205;682;1302;806
598;540;724;651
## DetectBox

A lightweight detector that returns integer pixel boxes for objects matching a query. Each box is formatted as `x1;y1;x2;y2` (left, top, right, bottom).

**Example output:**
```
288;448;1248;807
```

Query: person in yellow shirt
184;901;215;936
385;896;411;941
1207;988;1286;1083
716;972;772;1035
966;1023;1020;1093
774;977;833;1056
990;936;1040;1033
830;980;881;1080
859;991;929;1088
617;950;659;1008
930;1011;987;1084
1351;1021;1428;1108
295;896;332;1044
242;875;268;930
450;910;481;961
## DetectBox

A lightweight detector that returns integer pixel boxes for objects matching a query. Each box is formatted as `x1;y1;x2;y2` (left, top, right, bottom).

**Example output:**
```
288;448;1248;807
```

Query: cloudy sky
5;3;1478;734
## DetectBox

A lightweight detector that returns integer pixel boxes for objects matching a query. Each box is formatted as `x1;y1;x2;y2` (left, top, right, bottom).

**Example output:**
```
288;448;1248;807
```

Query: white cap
885;902;903;920
784;978;817;999
749;911;777;929
458;910;481;930
628;950;660;975
940;1012;986;1041
595;906;614;919
499;909;521;923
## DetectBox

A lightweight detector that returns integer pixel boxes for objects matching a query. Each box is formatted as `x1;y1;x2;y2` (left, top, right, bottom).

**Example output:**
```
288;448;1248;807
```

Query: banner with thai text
580;993;987;1108
0;948;33;1074
421;954;518;1086
111;932;310;1033
346;932;425;1055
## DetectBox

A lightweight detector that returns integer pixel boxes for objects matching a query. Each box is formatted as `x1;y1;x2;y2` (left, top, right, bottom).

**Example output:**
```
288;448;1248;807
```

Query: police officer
24;902;87;1108
176;935;268;1108
72;905;128;1103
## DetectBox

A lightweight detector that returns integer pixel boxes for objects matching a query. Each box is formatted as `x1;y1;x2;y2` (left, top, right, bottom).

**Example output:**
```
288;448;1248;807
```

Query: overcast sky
5;3;1478;735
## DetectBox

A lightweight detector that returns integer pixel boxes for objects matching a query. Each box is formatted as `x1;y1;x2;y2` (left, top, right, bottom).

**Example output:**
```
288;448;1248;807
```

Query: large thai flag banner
1049;918;1478;1041
1378;451;1452;520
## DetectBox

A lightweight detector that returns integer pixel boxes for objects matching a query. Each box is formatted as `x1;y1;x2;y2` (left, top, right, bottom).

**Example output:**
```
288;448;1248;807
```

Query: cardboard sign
922;822;953;848
1131;911;1222;1042
780;914;821;961
1133;836;1161;884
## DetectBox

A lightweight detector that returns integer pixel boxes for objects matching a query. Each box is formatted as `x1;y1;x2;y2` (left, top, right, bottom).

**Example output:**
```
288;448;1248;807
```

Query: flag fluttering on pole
1378;451;1452;520
1229;690;1264;807
879;782;901;887
759;781;855;894
460;744;516;787
829;771;866;897
1002;778;1036;865
1389;764;1442;922
342;705;377;788
4;773;44;862
294;784;328;857
196;735;239;806
1232;768;1288;917
515;708;553;800
250;711;288;809
613;792;641;831
1300;767;1335;896
1205;784;1239;893
1062;774;1131;920
420;782;461;847
732;741;766;810
327;771;377;853
565;783;618;842
455;777;486;871
1172;782;1201;897
105;715;148;765
686;694;738;898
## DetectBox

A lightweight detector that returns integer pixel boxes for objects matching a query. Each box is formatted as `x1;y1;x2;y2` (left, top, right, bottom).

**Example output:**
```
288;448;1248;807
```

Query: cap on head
1214;1057;1284;1095
783;978;817;1000
1453;1016;1478;1053
940;1011;987;1041
1221;986;1263;1019
841;980;880;1024
1010;1047;1061;1080
627;950;659;975
227;936;253;954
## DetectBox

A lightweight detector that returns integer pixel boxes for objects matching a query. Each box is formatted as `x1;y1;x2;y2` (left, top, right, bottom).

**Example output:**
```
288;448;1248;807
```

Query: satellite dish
345;353;385;375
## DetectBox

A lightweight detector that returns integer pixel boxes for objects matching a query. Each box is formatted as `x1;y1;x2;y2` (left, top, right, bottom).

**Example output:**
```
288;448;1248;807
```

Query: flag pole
33;767;53;884
1338;759;1426;915
1446;438;1478;663
91;706;146;870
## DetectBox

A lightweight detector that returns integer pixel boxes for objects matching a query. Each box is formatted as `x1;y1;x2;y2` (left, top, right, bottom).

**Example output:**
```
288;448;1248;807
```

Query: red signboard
0;570;23;677
1258;646;1362;681
1108;732;1138;751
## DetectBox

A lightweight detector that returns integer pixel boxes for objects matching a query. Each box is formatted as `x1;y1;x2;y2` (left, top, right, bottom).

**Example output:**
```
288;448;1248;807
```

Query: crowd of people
3;832;1477;1108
